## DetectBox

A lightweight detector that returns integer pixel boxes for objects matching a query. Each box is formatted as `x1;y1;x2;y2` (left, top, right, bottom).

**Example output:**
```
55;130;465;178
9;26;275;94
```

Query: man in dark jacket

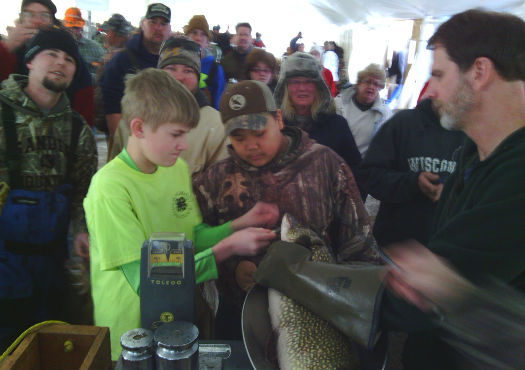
99;3;170;150
359;98;465;246
220;22;253;81
381;9;525;369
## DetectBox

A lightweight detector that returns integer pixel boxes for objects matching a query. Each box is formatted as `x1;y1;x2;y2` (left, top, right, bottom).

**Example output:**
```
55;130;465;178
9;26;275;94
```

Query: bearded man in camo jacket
0;28;97;351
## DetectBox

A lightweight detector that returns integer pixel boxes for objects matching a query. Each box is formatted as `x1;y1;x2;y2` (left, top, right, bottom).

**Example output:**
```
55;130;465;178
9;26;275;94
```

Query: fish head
280;213;325;252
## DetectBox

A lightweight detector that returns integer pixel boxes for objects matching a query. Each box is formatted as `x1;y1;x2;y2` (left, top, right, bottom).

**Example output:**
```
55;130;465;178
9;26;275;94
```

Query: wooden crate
0;325;111;370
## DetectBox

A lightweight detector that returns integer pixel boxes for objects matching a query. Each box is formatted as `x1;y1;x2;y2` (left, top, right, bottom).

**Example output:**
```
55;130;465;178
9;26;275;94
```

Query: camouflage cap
219;80;276;136
158;37;201;76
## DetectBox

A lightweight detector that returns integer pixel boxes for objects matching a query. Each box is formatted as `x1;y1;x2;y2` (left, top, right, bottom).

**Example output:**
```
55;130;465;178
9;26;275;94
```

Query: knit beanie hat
158;37;201;77
219;80;277;136
24;27;81;67
63;7;85;28
21;0;57;15
185;15;211;39
102;14;132;37
274;52;333;115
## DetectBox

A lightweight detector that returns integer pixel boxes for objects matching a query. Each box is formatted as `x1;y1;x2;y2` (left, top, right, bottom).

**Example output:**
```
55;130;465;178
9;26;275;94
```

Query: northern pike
267;214;355;369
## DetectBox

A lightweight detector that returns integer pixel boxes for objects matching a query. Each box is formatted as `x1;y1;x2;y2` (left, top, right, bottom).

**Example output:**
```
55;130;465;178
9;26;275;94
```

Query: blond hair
121;68;200;131
357;64;386;88
281;85;326;121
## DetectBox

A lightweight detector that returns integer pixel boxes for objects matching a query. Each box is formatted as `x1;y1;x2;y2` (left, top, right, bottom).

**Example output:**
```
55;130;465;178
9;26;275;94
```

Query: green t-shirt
84;149;224;360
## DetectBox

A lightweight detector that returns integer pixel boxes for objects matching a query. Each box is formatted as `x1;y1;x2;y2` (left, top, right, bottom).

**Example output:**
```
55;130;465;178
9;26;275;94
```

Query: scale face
148;232;185;278
140;232;195;331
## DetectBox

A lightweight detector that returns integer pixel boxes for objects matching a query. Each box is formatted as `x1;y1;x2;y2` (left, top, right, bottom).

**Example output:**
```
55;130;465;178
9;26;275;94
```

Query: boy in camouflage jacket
193;80;378;339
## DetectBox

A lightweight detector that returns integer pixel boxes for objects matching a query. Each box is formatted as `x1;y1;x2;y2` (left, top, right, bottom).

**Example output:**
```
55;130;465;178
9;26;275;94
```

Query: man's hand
382;239;472;312
235;260;257;292
418;172;443;202
73;232;90;261
231;202;279;231
212;227;276;263
2;20;38;52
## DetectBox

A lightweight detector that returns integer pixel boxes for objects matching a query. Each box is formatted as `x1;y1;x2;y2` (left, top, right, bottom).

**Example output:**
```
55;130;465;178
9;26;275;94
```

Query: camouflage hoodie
0;74;97;235
193;127;378;311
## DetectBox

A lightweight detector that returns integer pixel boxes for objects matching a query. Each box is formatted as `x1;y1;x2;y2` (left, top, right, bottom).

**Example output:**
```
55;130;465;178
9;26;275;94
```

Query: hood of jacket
124;32;159;65
413;98;442;128
0;74;71;117
274;52;334;117
193;88;210;108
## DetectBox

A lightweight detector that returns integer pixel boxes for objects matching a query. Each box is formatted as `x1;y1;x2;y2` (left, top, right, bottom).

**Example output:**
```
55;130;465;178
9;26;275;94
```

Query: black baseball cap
145;3;170;22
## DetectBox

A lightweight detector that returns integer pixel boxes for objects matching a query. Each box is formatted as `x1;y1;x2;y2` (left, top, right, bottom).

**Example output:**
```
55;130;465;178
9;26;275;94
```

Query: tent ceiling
309;0;525;25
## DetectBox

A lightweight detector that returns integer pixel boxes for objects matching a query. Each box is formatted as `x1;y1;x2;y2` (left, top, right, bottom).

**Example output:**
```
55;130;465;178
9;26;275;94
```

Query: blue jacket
99;33;159;115
201;55;225;109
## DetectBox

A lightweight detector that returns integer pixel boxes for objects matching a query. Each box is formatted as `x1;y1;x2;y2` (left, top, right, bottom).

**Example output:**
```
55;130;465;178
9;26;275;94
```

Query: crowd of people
1;1;525;369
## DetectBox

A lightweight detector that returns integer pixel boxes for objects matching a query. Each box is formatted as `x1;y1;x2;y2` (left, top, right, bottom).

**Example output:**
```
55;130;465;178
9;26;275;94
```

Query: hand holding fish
231;202;279;231
212;227;276;263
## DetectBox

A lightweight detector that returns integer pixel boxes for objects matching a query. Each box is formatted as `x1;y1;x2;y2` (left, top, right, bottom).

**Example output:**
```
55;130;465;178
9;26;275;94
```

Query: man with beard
380;9;525;369
0;28;97;351
0;0;95;127
221;22;254;81
99;3;171;154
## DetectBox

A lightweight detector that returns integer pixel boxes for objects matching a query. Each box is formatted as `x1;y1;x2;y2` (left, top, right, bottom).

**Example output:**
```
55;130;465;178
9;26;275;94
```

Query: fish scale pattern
268;214;354;369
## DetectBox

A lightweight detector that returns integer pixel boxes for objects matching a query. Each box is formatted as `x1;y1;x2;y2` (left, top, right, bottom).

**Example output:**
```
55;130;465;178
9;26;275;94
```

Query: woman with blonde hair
274;52;363;194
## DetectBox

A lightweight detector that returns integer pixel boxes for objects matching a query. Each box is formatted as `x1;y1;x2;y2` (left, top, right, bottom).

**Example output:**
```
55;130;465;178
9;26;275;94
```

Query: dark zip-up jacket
284;112;362;175
99;33;159;115
381;124;525;370
359;99;465;245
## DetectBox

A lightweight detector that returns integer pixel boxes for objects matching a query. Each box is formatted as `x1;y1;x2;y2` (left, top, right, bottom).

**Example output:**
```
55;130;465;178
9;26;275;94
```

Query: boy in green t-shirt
84;68;277;360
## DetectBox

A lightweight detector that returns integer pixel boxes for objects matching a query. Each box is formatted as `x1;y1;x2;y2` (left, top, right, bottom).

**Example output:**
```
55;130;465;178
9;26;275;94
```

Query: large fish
267;214;355;369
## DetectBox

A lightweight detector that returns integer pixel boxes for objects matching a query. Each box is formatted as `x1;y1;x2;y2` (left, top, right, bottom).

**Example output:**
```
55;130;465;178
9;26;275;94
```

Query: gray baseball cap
219;80;277;136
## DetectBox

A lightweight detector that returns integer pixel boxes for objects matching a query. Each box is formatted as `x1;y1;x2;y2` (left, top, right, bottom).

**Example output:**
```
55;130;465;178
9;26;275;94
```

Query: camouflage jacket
0;75;98;235
193;127;378;310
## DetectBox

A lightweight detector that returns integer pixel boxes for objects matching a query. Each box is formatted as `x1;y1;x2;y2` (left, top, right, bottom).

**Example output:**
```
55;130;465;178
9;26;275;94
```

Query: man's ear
130;118;146;138
275;109;284;130
26;60;33;72
470;57;495;90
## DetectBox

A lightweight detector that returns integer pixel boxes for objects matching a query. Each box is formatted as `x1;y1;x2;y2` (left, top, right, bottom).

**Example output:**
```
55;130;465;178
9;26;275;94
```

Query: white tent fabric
314;0;525;108
309;0;525;25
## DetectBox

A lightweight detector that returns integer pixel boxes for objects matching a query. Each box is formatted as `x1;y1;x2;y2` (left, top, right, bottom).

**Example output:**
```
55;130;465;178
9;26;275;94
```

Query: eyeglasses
251;68;272;74
20;11;52;23
361;79;384;89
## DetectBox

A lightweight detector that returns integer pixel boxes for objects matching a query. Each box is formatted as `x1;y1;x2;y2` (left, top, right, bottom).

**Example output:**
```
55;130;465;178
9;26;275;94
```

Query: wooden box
0;325;111;370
